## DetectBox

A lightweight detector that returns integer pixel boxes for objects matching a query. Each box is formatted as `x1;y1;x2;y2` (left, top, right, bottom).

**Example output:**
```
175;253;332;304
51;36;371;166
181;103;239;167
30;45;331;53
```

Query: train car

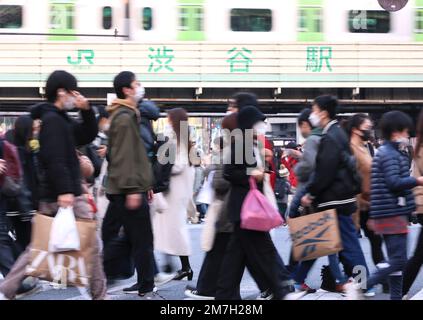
0;0;420;42
1;0;423;93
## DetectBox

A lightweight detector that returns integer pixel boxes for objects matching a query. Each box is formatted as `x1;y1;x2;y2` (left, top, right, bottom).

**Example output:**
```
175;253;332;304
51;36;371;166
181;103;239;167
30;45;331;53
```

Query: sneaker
138;286;157;297
281;285;307;300
123;283;139;294
364;286;377;297
184;288;215;300
294;283;317;294
344;282;363;300
154;272;176;287
16;277;40;299
256;289;274;300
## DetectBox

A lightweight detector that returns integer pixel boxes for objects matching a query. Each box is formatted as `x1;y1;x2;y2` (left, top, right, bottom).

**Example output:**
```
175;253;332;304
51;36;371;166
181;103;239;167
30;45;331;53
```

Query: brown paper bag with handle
25;213;96;287
288;208;342;262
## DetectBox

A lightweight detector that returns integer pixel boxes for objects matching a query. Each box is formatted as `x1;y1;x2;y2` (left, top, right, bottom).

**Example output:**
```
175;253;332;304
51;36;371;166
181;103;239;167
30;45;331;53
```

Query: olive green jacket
106;100;154;194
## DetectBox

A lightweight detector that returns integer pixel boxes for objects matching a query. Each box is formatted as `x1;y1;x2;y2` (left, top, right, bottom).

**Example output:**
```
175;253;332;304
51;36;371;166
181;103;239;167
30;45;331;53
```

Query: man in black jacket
301;95;369;295
0;70;107;300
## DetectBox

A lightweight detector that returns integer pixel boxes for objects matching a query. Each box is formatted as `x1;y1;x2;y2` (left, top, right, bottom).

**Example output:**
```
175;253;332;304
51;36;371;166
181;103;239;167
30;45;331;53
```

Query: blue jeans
292;255;348;285
367;233;407;300
337;212;369;278
328;254;348;284
293;259;315;284
288;185;307;218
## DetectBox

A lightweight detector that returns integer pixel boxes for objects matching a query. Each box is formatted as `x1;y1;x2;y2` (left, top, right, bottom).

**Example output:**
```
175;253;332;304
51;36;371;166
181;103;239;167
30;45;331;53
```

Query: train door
297;0;324;41
177;0;205;41
48;0;76;40
415;0;423;41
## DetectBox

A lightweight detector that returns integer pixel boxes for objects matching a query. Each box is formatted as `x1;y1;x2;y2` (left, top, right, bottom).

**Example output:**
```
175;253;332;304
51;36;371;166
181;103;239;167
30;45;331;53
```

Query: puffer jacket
139;99;160;158
369;141;417;219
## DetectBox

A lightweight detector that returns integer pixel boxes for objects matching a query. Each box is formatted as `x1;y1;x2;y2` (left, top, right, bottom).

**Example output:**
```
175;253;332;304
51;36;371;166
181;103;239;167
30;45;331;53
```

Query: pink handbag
240;177;284;232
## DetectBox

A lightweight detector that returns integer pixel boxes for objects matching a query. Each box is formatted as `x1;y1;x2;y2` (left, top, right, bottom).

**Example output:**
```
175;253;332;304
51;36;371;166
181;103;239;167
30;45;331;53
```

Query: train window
348;10;390;33
298;9;307;32
179;7;188;31
194;7;204;32
415;10;423;33
142;7;153;30
230;9;272;32
297;7;322;33
0;5;22;28
102;7;112;30
178;6;203;31
50;4;74;30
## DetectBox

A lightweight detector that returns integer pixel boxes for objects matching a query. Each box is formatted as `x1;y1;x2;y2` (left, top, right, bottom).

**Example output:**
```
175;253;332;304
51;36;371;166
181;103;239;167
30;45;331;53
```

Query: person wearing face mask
215;106;299;301
0;70;107;301
363;111;423;300
300;95;368;299
347;115;386;271
105;71;156;297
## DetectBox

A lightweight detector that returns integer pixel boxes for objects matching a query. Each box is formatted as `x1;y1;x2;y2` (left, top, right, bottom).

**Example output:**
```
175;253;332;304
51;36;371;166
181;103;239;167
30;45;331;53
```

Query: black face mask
360;129;371;142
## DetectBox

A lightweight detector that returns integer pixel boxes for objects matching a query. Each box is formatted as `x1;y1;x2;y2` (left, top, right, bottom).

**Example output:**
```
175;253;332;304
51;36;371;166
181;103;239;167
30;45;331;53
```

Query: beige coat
412;148;423;214
351;141;372;212
152;142;195;256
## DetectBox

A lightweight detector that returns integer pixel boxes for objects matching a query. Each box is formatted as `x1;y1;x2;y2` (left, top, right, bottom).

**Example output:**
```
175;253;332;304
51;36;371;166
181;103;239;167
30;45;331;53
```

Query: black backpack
151;136;173;193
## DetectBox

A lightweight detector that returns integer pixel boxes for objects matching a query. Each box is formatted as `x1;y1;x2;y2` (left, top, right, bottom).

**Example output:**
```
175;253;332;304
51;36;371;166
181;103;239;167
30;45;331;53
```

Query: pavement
3;223;423;300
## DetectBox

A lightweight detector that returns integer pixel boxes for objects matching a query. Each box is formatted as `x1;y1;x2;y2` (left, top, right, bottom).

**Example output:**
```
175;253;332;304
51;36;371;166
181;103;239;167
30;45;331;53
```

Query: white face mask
133;86;145;102
253;121;267;135
309;113;321;128
101;123;110;133
395;137;409;146
63;95;76;111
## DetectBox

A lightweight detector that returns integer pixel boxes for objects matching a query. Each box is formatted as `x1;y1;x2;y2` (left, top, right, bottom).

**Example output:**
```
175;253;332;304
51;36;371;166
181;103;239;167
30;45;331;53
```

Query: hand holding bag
151;192;168;214
240;177;284;232
48;207;81;252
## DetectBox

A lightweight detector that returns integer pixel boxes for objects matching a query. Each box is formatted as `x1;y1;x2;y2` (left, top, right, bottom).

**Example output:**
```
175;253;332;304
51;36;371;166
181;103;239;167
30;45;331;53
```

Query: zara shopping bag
240;177;284;232
26;213;96;287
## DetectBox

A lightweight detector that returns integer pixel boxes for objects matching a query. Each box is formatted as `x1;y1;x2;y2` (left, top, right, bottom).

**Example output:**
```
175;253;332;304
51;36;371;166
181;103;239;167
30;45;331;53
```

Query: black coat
30;103;98;201
305;120;357;213
223;138;263;223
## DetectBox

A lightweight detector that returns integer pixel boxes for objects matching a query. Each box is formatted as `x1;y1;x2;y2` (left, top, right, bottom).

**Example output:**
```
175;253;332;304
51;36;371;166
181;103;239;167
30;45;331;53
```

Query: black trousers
107;194;155;292
215;224;291;300
403;226;423;295
197;233;234;296
8;217;31;252
102;201;135;280
0;215;19;277
360;210;385;266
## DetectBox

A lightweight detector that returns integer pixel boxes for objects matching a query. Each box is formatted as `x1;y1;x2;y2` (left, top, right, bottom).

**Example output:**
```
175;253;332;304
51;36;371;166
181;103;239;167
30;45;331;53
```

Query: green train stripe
2;73;423;83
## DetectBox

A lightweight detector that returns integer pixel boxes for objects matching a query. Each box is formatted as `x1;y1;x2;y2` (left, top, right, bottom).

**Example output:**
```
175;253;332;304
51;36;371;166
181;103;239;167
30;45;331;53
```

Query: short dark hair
298;108;312;127
232;92;259;110
380;111;414;140
313;95;338;119
113;71;135;99
45;70;77;103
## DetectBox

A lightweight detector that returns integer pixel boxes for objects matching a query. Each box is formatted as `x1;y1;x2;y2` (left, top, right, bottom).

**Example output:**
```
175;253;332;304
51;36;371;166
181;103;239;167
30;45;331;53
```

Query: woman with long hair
8;116;39;250
152;108;196;280
402;108;423;299
347;114;386;271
